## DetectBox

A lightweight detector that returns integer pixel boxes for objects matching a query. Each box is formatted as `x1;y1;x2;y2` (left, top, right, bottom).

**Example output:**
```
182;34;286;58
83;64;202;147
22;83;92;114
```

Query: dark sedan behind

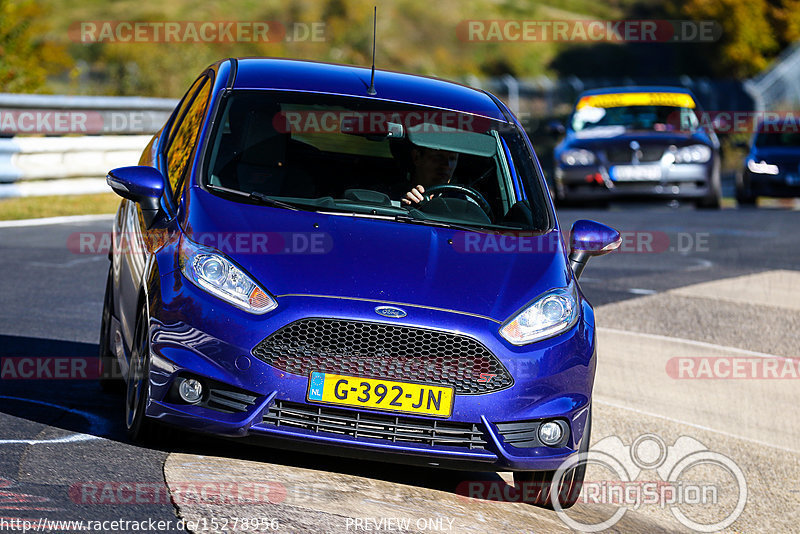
554;86;721;208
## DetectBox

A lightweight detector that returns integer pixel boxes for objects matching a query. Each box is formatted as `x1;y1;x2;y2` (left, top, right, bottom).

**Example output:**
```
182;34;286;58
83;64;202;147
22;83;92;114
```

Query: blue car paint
109;57;599;472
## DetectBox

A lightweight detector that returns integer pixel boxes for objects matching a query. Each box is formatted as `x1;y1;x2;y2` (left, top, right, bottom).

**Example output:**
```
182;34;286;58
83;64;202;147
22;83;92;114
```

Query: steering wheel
419;184;494;220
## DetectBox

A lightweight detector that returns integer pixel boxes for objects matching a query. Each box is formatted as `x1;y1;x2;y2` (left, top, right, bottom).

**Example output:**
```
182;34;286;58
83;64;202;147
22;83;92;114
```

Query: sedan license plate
611;165;662;181
306;371;454;417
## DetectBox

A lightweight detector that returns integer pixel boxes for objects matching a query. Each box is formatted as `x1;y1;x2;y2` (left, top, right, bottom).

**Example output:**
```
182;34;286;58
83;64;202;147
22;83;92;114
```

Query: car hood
560;129;711;150
182;187;571;322
751;147;800;164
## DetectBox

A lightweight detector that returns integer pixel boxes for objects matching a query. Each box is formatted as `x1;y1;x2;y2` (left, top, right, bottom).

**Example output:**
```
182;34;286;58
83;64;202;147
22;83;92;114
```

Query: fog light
539;421;563;446
178;378;203;403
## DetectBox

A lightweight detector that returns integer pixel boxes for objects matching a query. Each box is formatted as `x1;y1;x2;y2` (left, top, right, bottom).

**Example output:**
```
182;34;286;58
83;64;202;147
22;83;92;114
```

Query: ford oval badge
375;306;407;318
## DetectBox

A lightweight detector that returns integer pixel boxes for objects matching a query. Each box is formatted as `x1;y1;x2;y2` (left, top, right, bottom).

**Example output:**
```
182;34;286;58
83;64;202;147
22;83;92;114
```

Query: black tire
735;173;756;206
99;267;123;393
126;306;158;442
696;161;722;209
513;408;592;509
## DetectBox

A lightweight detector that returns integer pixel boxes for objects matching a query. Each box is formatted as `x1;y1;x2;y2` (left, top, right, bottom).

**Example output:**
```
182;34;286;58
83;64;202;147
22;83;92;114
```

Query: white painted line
627;288;657;295
0;213;115;228
0;433;100;445
598;326;797;362
594;397;800;455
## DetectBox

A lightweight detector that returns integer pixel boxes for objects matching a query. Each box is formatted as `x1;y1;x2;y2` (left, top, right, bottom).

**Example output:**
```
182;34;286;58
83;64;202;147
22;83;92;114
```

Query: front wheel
735;172;756;206
99;267;123;393
696;161;722;209
513;408;592;509
125;307;157;442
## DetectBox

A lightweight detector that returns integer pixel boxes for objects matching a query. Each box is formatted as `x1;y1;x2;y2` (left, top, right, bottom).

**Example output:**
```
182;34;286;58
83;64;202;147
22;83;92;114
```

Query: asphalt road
0;201;798;533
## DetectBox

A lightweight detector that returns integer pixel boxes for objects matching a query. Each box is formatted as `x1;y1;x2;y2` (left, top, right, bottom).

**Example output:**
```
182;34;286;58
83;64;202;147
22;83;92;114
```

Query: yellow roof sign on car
577;92;696;110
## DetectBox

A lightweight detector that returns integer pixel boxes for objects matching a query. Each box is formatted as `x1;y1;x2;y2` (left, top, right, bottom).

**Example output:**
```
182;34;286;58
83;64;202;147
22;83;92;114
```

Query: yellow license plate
306;371;454;417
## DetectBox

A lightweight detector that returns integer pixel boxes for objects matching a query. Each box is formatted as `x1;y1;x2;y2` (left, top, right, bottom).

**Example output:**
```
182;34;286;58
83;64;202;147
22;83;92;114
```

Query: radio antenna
367;6;377;95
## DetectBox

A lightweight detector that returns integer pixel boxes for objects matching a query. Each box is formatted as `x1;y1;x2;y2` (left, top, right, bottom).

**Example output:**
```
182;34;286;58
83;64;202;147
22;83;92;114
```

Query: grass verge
0;193;120;221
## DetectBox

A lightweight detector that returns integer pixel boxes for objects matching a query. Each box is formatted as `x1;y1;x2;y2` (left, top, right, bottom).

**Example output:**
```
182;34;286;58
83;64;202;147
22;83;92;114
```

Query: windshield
755;131;800;148
203;91;550;231
571;91;698;134
571;104;698;133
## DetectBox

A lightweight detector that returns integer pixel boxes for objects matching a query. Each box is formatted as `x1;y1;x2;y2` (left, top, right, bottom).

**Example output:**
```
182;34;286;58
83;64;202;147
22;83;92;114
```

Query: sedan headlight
560;149;596;166
500;281;579;345
674;144;712;164
747;159;780;175
179;236;277;314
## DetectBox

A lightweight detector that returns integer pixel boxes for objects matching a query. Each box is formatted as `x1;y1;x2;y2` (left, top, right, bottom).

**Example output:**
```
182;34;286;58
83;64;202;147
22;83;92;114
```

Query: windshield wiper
393;214;497;233
206;184;299;211
248;191;300;211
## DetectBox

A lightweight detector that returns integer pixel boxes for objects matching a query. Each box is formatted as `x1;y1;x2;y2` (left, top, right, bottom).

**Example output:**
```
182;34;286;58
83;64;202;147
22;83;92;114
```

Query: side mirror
734;140;749;150
107;166;165;228
569;219;621;279
546;119;566;136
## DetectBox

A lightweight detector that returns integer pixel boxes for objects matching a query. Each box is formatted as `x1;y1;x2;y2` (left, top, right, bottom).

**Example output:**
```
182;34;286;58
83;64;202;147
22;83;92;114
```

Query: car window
166;75;207;146
203;91;551;232
755;131;800;147
165;75;212;204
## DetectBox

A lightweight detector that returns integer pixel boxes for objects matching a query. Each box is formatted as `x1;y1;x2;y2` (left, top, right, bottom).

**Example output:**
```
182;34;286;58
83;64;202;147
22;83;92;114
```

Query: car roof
577;86;694;97
229;57;507;121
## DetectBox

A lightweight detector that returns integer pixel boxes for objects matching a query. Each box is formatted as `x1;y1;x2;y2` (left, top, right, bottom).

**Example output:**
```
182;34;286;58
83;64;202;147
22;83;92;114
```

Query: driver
401;146;459;205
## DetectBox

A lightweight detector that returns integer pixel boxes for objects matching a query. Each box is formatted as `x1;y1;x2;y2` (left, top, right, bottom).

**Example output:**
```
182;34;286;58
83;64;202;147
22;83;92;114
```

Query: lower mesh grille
262;400;488;450
252;318;513;395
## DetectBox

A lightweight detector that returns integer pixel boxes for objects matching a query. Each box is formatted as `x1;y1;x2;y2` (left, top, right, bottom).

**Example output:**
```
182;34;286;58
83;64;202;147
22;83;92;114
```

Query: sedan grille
252;318;513;394
263;400;488;450
605;145;664;164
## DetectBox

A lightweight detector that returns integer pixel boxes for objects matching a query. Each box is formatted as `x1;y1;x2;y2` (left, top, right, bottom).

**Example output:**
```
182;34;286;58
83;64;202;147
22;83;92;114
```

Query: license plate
611;165;662;181
306;371;454;417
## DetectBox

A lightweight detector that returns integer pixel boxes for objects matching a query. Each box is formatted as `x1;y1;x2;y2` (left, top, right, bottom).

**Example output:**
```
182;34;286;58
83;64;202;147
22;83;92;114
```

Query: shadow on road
0;334;127;440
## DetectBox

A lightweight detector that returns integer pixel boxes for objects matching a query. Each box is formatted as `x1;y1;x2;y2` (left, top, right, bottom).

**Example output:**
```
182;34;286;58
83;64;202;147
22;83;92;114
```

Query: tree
0;0;71;92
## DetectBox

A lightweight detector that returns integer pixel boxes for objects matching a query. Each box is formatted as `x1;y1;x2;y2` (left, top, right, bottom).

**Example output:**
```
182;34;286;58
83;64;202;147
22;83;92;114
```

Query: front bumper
143;274;596;472
745;169;800;198
556;162;712;200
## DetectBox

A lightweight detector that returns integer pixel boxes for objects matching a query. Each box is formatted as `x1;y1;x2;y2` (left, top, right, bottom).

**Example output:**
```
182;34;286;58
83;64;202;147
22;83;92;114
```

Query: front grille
605;145;664;164
252;318;513;395
494;420;543;448
494;420;570;448
263;400;488;449
205;387;258;413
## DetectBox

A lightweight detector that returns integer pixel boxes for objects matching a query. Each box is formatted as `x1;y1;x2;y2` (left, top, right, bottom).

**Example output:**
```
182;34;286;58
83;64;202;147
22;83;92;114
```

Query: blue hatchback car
100;58;621;508
736;118;800;204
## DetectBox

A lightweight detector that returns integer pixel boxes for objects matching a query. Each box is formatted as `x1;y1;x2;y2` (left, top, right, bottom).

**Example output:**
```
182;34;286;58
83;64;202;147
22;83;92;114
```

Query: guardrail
0;93;177;198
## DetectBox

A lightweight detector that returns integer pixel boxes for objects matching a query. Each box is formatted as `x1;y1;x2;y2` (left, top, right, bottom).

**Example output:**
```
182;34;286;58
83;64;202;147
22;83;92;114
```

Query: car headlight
674;144;712;163
499;281;579;345
747;159;779;175
560;149;596;166
179;236;277;314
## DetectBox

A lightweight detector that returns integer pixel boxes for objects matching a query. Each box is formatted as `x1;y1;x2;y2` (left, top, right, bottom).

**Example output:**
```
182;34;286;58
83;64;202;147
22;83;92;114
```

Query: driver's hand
402;185;429;205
